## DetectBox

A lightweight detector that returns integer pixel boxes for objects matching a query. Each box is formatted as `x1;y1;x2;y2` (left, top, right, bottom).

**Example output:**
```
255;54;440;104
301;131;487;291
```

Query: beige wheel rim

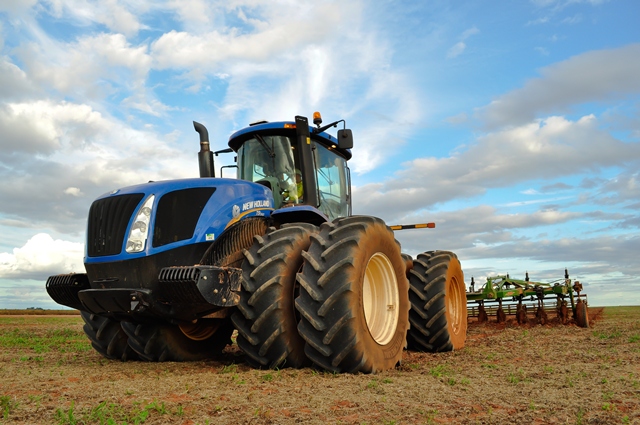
362;252;400;345
179;321;219;341
447;275;464;335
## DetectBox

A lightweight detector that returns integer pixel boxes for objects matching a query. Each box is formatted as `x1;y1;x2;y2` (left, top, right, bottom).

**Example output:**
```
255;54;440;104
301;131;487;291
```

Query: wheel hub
447;275;464;334
179;320;219;341
362;252;399;345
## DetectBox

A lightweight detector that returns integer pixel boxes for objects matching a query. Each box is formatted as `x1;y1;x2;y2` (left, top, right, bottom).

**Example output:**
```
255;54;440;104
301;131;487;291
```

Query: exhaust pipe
194;121;214;178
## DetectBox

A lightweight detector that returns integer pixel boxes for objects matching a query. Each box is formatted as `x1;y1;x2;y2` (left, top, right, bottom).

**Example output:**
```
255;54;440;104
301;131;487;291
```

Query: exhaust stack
194;121;214;178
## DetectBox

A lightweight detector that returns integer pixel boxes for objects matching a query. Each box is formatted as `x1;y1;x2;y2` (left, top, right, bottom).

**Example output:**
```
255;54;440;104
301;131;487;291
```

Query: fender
271;205;329;227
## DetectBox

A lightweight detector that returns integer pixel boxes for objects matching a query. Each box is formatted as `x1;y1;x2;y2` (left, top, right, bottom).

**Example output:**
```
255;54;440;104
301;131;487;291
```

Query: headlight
125;195;154;253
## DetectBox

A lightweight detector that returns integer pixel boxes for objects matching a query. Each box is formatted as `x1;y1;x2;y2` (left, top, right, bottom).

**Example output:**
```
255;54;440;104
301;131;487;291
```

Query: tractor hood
84;178;274;264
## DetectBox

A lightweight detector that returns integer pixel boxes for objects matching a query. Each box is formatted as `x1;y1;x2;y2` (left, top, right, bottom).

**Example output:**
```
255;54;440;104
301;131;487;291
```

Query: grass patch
53;399;177;425
0;327;89;354
429;365;451;378
1;395;18;419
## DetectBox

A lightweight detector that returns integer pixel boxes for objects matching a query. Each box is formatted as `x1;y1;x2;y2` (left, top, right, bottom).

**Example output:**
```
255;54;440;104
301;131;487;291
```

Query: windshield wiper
255;134;275;158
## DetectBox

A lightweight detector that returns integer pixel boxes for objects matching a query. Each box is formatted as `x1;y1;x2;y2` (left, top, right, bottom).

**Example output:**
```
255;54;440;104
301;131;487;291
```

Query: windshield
237;135;302;208
313;143;350;221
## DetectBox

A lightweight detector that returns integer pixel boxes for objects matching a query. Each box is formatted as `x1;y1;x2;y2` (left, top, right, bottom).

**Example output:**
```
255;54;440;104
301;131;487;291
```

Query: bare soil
1;307;639;424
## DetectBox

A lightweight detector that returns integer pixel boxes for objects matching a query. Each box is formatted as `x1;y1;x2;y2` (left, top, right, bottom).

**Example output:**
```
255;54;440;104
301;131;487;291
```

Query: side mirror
337;129;353;149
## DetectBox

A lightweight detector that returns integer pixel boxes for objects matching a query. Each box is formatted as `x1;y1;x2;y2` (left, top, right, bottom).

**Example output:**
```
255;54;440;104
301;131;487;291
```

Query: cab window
237;135;302;208
313;143;350;221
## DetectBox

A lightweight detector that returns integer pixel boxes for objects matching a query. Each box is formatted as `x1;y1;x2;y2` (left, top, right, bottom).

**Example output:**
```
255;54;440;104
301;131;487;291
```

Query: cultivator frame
466;269;589;327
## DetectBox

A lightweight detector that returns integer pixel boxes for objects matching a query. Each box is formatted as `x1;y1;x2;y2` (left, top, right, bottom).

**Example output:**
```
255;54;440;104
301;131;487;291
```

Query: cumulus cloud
38;0;143;37
148;1;419;174
0;233;84;280
353;114;640;222
394;205;588;253
0;99;195;232
0;59;36;100
16;32;152;102
151;6;342;71
462;234;640;270
0;100;108;155
0;0;38;15
479;44;640;129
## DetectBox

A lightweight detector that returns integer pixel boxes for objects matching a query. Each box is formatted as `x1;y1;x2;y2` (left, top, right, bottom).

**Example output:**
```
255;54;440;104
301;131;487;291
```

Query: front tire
231;224;317;369
81;311;138;361
295;216;409;373
406;251;467;352
121;319;233;362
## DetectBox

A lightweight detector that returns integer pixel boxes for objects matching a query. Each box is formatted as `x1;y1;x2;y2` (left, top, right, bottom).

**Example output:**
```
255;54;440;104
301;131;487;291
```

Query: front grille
153;187;216;247
87;193;144;257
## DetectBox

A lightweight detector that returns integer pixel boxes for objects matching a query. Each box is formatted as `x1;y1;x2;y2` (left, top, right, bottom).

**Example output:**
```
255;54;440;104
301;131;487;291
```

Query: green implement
466;269;589;327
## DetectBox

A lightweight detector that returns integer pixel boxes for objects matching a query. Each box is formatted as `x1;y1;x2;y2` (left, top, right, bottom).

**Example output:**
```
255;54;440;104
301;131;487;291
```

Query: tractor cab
228;113;353;221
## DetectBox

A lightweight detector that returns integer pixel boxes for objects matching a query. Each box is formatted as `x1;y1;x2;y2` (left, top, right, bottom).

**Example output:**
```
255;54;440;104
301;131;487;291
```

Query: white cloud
17;32;152;102
461;26;480;40
479;44;640;129
0;99;195;232
0;100;109;155
0;233;84;280
501;196;573;207
148;1;419;175
535;46;550;56
39;0;143;37
0;58;36;99
99;0;144;37
531;0;610;8
445;112;468;125
166;0;213;28
446;26;479;59
151;4;342;71
353;115;640;222
64;187;83;197
526;16;550;26
0;0;38;15
447;42;466;59
561;14;582;24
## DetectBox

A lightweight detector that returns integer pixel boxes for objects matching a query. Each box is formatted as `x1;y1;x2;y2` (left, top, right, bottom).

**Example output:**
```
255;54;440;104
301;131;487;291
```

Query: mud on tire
406;251;467;352
81;311;138;361
121;319;233;362
295;216;409;373
231;224;317;369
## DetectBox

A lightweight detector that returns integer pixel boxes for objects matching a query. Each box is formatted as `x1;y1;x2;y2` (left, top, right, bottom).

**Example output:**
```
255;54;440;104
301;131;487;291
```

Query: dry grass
1;307;638;424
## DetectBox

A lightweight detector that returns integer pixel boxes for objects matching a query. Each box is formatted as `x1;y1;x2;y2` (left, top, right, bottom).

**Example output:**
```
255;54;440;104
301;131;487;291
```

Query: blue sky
0;0;639;308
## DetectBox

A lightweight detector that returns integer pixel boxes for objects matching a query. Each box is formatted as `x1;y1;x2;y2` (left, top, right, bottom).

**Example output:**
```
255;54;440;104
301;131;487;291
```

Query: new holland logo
232;205;241;218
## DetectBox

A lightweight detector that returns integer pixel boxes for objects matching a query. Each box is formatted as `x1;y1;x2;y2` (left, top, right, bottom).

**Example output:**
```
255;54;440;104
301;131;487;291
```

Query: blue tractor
46;113;467;373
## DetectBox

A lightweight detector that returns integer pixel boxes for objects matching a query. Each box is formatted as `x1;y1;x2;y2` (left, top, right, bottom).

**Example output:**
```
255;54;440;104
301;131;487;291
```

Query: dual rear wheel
235;216;467;373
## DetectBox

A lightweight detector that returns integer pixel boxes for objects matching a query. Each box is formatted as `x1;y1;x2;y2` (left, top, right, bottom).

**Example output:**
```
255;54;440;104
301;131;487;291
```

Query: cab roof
228;121;352;161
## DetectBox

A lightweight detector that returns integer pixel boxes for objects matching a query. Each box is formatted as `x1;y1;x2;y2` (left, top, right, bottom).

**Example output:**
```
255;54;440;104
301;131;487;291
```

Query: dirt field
1;307;638;424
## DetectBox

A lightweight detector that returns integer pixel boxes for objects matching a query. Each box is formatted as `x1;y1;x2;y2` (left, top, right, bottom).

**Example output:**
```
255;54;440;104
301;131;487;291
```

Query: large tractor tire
81;311;138;361
406;251;467;352
121;319;233;362
295;216;409;373
231;224;317;369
